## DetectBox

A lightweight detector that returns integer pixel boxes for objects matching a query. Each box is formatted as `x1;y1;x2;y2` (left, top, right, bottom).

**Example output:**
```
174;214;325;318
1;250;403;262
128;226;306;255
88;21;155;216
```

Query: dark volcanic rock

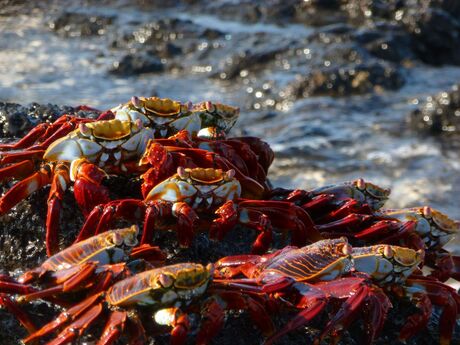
286;61;404;98
211;37;289;80
399;5;460;65
410;84;460;134
49;11;114;37
0;102;100;138
109;52;165;76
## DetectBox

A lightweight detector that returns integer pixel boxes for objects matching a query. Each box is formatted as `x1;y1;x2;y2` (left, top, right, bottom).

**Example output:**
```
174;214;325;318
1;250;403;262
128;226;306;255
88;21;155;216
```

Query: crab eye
131;96;141;108
79;123;91;136
356;178;366;190
205;101;215;113
225;169;235;180
158;273;173;288
112;232;124;246
342;243;352;255
422;206;432;219
383;245;393;258
134;118;143;130
177;167;188;179
206;263;214;276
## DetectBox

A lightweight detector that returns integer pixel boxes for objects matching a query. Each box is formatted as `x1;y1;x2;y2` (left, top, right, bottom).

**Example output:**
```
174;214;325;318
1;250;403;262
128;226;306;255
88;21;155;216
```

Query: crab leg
264;299;326;345
0;115;89;151
317;198;373;223
47;303;104;345
239;200;322;244
231;136;274;173
44;163;72;255
87;199;145;235
210;200;273;254
0;149;45;166
197;291;275;345
0;123;49;150
159;201;198;247
98;310;128;345
0;164;52;215
0;160;35;183
19;262;98;302
354;220;416;243
28;118;82;151
318;281;390;344
398;278;460;345
23;293;104;344
0;279;37;295
316;213;373;233
129;244;166;263
72;158;110;217
0;294;37;334
428;253;460;281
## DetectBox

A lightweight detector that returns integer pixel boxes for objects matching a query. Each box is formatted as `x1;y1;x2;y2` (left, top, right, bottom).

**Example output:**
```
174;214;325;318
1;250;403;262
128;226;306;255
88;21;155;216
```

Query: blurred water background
1;1;459;261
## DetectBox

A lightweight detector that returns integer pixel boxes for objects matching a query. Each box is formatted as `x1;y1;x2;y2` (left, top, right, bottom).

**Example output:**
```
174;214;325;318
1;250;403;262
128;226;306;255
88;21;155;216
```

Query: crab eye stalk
206;263;215;276
225;169;235;181
422;206;432;219
131;96;141;108
79;123;91;137
177;166;188;180
124;225;139;246
383;245;394;258
158;273;174;288
342;243;352;255
112;232;124;246
134;118;143;130
205;101;215;113
356;178;366;190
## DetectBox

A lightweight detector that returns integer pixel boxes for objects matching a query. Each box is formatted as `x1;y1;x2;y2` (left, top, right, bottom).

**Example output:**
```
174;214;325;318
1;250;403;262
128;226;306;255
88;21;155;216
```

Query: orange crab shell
139;97;190;117
145;167;241;207
106;263;213;307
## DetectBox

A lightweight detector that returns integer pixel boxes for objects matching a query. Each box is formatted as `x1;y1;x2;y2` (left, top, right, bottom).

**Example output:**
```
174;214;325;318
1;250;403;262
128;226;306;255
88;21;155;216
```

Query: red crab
76;167;322;254
0;226;164;304
316;206;460;282
19;262;274;345
215;239;460;345
270;178;391;223
0;98;244;256
273;181;460;282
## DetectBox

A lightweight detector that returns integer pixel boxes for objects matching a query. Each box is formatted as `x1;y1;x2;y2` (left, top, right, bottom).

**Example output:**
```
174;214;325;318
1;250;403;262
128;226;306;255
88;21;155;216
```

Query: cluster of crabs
0;96;459;345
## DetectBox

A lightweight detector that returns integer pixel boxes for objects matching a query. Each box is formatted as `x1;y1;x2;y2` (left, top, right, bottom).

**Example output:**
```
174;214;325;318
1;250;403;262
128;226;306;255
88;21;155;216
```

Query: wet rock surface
286;61;404;98
0;102;100;138
49;11;114;37
410;84;460;135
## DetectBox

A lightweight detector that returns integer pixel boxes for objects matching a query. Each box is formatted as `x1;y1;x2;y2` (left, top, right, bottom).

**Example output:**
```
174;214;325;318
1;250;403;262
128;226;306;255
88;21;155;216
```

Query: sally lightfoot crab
317;205;460;281
0;97;239;153
20;262;274;345
112;96;240;137
0;97;250;257
0;119;157;256
77;167;321;254
0;226;164;305
215;239;460;344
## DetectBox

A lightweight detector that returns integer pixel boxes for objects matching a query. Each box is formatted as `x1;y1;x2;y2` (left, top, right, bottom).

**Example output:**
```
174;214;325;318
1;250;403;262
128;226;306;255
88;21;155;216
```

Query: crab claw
71;158;110;216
